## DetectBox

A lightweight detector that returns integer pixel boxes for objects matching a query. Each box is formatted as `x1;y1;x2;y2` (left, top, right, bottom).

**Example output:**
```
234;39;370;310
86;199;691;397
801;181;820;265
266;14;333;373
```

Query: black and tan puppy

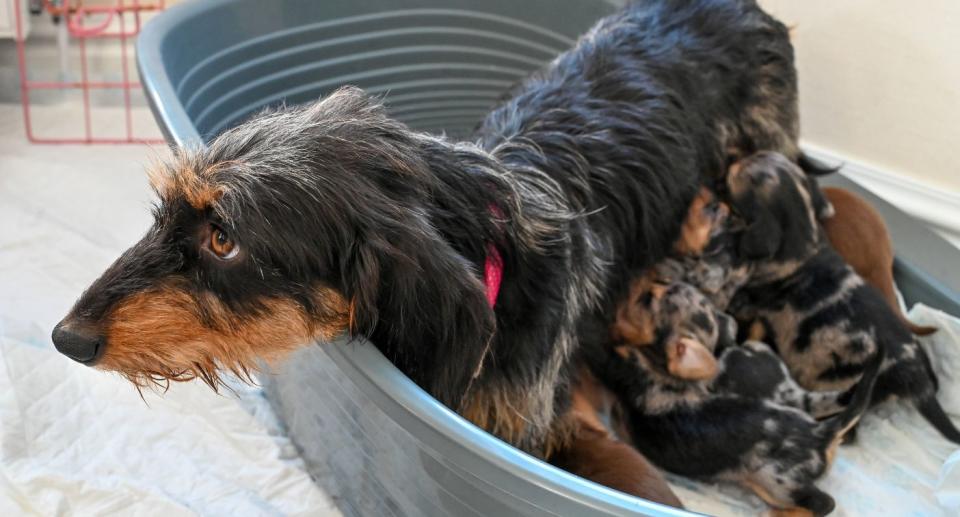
605;280;881;516
726;151;960;444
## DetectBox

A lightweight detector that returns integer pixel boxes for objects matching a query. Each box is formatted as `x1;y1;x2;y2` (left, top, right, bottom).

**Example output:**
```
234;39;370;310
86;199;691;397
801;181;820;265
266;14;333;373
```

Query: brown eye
209;224;238;260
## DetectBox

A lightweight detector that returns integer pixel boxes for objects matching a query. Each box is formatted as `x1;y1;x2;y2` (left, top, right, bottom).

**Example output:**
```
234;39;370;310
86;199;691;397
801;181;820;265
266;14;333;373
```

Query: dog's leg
551;368;683;508
552;426;682;508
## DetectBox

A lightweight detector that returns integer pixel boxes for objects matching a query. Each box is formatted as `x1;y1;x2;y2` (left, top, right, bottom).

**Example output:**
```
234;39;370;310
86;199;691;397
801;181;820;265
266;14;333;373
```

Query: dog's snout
52;321;103;364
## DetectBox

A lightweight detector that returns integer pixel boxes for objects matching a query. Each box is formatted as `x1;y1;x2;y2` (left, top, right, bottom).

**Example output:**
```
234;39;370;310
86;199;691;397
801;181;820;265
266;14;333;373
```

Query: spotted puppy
613;280;847;413
612;277;737;380
726;151;960;444
654;187;751;310
604;280;881;516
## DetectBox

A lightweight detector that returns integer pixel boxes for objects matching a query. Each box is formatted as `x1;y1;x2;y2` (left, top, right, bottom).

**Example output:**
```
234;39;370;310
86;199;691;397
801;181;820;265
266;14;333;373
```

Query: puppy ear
714;311;738;354
613;301;655;345
666;337;719;381
804;177;835;220
739;213;782;260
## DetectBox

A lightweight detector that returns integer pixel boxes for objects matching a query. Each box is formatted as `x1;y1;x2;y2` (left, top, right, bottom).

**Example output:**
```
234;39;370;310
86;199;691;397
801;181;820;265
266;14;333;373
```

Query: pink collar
484;243;504;307
483;204;505;308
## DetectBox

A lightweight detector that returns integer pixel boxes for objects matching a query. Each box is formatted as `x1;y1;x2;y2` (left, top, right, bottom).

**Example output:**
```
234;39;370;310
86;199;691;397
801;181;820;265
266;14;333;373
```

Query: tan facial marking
147;159;243;209
612;276;658;345
100;282;349;389
675;187;721;256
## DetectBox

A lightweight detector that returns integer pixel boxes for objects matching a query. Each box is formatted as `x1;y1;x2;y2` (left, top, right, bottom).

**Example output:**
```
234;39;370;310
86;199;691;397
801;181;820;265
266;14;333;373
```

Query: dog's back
476;0;798;281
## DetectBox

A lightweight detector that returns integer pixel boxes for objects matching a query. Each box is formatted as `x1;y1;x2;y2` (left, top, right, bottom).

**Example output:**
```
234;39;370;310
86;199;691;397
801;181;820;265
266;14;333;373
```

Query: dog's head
726;151;832;273
613;279;735;381
51;87;496;401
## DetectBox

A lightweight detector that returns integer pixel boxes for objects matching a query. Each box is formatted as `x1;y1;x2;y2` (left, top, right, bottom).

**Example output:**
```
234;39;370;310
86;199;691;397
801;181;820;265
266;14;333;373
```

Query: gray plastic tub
136;1;960;515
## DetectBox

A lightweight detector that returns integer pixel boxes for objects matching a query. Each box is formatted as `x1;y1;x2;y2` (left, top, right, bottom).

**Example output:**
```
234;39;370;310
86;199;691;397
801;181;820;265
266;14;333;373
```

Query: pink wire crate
14;0;166;144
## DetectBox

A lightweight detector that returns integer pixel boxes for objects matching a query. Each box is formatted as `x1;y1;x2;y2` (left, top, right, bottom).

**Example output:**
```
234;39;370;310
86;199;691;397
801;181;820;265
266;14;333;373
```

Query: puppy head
614;279;729;381
726;151;831;267
51;87;493;395
674;187;730;256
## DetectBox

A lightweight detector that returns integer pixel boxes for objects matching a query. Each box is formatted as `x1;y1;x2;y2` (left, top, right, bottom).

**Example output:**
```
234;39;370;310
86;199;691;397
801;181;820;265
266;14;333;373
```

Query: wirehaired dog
604;279;882;516
53;0;806;457
726;151;960;444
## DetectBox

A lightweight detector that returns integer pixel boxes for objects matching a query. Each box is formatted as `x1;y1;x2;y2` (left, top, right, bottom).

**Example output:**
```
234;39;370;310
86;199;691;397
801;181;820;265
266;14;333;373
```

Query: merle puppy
603;280;882;516
612;280;846;415
653;187;752;310
726;151;960;444
52;1;805;456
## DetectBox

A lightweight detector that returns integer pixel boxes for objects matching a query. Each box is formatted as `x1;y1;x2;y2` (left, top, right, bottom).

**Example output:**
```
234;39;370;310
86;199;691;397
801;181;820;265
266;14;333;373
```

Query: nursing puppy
613;280;845;415
654;187;751;310
821;187;937;336
727;152;960;444
605;280;880;516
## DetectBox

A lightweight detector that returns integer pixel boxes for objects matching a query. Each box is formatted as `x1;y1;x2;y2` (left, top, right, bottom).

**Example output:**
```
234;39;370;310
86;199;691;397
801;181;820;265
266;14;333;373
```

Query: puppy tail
798;152;840;177
917;396;960;444
818;345;884;440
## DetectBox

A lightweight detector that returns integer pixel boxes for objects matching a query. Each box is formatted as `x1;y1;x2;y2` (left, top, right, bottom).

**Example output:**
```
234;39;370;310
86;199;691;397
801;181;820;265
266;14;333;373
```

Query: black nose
52;321;103;364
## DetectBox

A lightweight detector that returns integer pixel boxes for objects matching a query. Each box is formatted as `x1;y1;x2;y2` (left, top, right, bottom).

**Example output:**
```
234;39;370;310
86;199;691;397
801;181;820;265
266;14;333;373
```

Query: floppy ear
613;299;654;346
797;152;840;177
739;212;782;260
342;223;495;410
804;177;835;220
714;311;738;354
666;336;719;381
341;236;385;335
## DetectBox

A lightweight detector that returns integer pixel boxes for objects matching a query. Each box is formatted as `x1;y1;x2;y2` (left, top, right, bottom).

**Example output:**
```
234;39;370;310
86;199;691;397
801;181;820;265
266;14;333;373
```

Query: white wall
761;0;959;191
760;0;960;245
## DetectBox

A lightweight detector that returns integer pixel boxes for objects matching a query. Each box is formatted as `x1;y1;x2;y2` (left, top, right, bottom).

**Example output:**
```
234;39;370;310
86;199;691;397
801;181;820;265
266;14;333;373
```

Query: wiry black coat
478;0;801;289
457;0;804;450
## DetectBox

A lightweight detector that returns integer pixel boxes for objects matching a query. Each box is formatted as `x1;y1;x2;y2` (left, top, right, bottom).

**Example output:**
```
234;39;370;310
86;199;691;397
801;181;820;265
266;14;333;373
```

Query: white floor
0;103;340;516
